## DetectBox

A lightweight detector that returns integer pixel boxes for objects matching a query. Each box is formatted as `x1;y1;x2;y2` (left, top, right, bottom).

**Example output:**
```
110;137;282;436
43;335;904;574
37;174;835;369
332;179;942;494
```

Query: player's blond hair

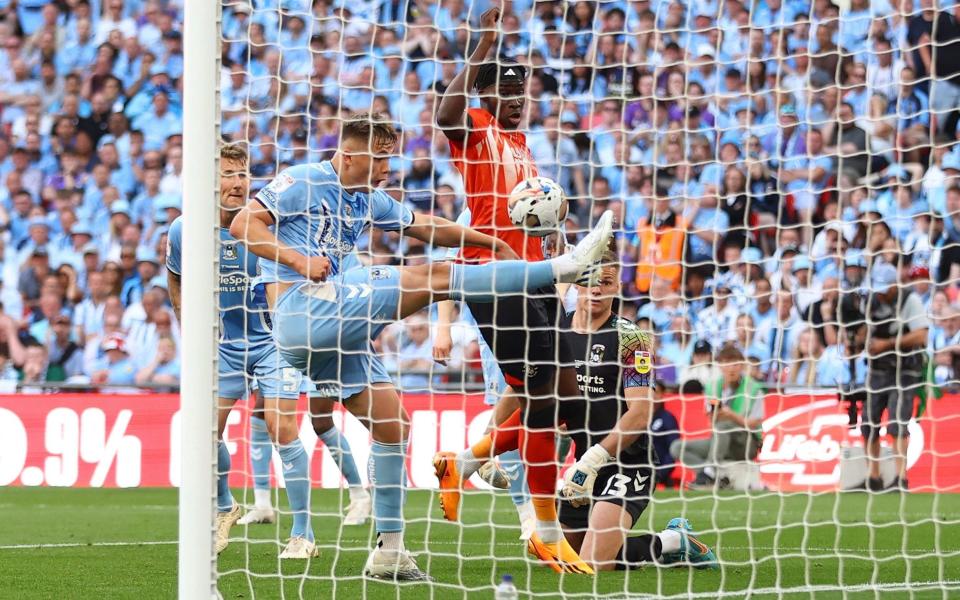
341;113;399;147
220;142;248;165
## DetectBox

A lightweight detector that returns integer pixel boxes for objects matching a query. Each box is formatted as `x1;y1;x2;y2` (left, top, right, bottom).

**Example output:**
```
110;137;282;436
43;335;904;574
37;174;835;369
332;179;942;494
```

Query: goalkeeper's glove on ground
561;444;611;507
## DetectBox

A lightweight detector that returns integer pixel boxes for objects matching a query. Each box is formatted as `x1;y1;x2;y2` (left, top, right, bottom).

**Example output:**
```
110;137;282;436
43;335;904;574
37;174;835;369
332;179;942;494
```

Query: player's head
576;249;620;319
474;58;527;130
338;113;398;190
219;143;249;218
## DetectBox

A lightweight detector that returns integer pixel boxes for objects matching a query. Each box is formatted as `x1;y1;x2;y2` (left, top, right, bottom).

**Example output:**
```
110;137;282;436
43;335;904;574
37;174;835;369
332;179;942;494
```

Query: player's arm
165;218;183;323
434;300;455;366
229;199;331;281
402;212;520;260
435;6;500;143
167;270;182;323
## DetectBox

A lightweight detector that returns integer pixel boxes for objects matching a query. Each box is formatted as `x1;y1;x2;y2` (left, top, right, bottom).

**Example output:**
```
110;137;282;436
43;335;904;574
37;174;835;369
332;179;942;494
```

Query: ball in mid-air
507;176;568;237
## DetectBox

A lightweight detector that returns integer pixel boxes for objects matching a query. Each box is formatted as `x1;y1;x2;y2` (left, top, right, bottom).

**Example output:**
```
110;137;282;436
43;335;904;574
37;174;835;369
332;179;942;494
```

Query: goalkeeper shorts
559;464;655;532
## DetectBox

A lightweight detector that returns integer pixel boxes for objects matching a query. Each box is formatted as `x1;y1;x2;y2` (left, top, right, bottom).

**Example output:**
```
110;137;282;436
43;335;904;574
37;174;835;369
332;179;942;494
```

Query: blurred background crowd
0;0;959;393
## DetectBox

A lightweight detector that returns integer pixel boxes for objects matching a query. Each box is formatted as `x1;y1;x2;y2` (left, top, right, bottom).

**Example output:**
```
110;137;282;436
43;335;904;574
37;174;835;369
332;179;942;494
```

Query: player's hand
492;240;520;261
478;6;501;47
561;444;610;508
433;330;453;366
295;255;332;282
867;338;891;356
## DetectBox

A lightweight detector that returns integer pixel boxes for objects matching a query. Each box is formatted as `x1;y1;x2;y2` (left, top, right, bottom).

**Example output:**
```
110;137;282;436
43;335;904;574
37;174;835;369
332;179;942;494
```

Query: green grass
1;487;959;599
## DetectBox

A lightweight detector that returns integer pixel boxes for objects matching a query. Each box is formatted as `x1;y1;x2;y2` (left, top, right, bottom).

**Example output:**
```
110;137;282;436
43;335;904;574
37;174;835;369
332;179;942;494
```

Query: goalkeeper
557;252;717;570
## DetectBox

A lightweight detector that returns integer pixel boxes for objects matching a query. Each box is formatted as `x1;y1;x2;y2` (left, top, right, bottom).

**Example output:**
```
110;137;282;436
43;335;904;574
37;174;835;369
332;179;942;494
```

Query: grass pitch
1;487;958;599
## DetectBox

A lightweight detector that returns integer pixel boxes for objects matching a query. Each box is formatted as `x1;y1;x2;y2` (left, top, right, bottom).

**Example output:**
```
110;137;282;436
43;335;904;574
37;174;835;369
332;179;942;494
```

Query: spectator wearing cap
89;333;137;386
696;277;740;349
17;216;53;265
791;255;822;314
119;248;159;307
679;339;721;394
58;222;94;273
860;261;929;491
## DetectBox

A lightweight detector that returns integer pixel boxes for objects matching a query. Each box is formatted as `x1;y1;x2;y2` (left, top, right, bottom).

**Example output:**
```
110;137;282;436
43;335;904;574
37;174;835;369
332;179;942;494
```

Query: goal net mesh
215;0;960;597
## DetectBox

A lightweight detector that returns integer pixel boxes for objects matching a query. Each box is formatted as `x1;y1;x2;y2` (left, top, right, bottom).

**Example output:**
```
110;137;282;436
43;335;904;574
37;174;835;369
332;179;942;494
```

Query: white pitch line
0;540;178;550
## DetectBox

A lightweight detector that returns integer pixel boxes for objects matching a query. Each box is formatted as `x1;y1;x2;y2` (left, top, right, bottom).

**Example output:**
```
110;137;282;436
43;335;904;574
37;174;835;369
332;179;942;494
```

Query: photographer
860;262;930;492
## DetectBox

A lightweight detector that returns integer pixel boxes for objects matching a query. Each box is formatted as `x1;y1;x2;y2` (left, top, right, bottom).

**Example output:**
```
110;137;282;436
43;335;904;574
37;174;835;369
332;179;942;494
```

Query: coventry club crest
222;244;238;261
590;344;605;364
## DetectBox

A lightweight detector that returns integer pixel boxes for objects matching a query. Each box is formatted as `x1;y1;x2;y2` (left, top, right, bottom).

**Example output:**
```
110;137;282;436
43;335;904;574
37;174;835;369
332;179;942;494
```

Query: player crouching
557;253;718;571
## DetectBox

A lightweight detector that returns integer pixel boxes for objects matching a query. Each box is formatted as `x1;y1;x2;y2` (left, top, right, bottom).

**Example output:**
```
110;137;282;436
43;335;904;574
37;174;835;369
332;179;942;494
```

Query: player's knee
312;414;334;436
265;411;299;445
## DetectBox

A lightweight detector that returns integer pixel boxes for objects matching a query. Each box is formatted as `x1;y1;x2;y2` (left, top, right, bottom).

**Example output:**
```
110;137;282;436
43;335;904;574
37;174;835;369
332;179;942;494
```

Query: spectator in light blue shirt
131;89;181;151
685;191;730;264
89;333;137;385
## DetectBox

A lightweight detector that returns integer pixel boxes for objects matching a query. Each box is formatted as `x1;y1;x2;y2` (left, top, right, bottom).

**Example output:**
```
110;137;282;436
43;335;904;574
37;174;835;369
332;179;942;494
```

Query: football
507;176;568;237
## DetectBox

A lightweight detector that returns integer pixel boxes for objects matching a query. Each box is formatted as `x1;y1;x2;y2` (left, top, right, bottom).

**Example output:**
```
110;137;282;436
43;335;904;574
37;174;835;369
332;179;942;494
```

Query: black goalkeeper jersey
561;312;656;467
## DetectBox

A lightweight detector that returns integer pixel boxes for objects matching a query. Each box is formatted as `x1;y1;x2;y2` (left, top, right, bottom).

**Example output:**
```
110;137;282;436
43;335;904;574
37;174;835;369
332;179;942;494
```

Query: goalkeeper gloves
561;444;611;508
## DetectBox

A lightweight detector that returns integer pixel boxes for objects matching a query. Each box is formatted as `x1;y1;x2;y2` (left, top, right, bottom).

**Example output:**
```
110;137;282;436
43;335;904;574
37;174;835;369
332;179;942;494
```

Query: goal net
193;0;960;596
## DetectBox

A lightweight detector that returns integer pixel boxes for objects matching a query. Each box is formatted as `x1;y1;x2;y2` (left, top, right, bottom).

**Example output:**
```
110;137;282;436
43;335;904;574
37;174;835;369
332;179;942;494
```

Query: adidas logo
505;68;516;76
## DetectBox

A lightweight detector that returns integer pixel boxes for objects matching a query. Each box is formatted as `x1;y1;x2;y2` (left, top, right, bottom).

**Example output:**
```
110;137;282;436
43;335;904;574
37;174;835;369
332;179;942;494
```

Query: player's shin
277;440;313;541
519;408;561;543
217;439;235;512
318;426;364;495
249;416;273;509
370;441;407;550
447;261;557;302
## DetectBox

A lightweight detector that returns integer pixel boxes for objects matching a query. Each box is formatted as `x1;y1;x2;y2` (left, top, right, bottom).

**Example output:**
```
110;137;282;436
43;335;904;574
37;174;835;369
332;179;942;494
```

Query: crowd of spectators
1;0;960;394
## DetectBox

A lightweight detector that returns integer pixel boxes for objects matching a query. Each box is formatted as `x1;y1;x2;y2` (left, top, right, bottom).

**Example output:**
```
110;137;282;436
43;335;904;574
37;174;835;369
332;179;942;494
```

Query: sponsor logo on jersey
635;350;652;373
589;344;605;364
267;172;295;194
369;267;391;280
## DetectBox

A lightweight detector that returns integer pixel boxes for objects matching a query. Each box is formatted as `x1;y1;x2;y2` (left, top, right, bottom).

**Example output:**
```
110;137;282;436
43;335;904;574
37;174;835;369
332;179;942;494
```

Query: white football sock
456;449;483;480
378;531;404;551
658;529;682;554
348;485;368;501
254;488;272;510
536;520;562;544
516;500;535;524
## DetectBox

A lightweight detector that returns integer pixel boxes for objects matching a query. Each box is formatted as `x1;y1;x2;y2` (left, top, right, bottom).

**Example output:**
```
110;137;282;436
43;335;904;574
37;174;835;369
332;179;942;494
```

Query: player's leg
341;379;431;581
395;209;614;319
256;356;317;559
309;393;370;524
238;388;276;525
860;378;887;492
214;349;245;554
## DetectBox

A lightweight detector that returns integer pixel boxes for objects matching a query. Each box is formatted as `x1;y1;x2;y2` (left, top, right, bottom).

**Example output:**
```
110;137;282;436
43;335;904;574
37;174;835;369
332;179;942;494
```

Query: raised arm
229;199;331;281
435;6;501;143
402;212;520;260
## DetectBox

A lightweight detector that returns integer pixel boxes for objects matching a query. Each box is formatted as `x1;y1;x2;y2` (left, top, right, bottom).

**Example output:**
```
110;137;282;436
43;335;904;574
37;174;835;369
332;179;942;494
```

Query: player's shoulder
467;107;495;126
167;215;183;242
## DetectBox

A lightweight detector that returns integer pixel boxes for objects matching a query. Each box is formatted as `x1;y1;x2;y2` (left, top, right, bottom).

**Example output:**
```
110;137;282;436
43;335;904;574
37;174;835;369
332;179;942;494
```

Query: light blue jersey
254;161;413;288
166;216;300;400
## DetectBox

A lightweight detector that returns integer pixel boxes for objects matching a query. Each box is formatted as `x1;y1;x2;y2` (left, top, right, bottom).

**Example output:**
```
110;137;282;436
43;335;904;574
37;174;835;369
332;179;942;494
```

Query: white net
213;0;960;597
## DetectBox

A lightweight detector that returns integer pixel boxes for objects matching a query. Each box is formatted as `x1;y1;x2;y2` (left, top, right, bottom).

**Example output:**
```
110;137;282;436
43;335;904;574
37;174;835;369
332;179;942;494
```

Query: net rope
216;0;960;597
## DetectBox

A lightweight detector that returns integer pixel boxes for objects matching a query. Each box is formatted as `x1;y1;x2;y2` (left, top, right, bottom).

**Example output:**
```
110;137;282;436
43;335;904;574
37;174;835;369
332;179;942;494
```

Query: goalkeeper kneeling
553;262;718;572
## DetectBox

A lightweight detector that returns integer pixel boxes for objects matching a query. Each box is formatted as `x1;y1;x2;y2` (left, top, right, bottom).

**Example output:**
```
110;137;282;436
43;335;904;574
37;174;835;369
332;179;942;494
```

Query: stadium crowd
0;0;959;394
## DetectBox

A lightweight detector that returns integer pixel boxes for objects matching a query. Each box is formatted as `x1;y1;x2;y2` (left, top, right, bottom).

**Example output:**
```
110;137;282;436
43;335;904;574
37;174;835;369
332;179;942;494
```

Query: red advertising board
1;392;958;492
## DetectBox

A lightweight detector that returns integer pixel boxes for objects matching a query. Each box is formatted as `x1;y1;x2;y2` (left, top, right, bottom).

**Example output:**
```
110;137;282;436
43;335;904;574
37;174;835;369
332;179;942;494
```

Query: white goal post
178;0;220;597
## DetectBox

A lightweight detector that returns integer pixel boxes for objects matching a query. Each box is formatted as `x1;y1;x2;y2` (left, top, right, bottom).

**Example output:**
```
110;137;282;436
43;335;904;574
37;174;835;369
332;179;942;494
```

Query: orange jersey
449;108;543;263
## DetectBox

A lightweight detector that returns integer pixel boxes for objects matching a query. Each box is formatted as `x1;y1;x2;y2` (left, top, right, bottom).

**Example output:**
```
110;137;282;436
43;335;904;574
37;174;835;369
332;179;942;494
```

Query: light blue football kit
255;161;561;536
166;217;313;542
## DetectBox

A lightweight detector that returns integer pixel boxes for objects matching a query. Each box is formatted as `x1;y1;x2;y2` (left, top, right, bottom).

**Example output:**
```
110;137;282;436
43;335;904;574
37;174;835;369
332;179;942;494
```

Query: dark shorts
559;463;655;532
467;287;574;390
862;371;922;439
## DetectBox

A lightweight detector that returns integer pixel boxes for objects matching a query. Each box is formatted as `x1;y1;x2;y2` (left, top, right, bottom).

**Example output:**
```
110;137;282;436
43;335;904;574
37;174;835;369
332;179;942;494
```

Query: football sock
217;440;234;512
371;441;406;536
377;531;403;552
658;529;682;554
318;426;362;487
492;409;522;453
249;416;272;505
499;449;529;507
448;261;556;302
277;440;313;541
615;534;662;569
